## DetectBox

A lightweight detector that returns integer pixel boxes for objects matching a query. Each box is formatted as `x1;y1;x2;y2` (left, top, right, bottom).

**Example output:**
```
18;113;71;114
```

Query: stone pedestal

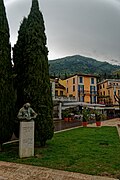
19;121;34;158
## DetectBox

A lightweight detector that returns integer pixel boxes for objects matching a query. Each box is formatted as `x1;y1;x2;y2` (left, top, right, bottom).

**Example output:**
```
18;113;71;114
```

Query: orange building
97;79;120;106
64;74;98;103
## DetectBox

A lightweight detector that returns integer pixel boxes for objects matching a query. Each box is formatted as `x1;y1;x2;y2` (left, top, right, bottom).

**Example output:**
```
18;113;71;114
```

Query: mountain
49;55;120;78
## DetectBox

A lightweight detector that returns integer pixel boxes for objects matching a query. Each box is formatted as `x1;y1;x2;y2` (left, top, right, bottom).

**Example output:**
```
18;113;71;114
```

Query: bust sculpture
17;103;37;121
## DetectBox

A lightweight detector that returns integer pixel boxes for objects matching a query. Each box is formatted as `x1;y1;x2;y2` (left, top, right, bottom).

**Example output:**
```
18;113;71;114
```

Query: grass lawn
0;126;120;178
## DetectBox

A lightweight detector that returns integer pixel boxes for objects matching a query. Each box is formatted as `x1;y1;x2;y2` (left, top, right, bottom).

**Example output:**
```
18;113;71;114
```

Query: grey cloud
42;0;120;64
4;0;120;64
5;0;31;45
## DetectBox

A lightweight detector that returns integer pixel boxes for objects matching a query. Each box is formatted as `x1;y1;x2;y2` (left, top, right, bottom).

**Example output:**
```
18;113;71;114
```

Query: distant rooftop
98;79;120;85
63;73;98;80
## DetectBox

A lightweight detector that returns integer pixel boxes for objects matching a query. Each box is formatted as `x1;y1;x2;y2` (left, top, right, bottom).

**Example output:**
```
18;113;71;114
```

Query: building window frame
91;77;94;84
73;85;75;92
67;88;68;93
60;90;63;96
55;90;58;96
78;85;84;93
90;85;96;94
73;78;75;84
80;96;84;102
79;76;83;84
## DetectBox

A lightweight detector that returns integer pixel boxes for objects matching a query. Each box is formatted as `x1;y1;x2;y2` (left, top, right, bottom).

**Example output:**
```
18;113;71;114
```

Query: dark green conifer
0;0;15;150
13;0;54;146
13;17;27;110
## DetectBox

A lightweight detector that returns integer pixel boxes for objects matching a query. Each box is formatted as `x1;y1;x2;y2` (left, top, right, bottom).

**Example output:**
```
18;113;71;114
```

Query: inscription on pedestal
19;121;34;158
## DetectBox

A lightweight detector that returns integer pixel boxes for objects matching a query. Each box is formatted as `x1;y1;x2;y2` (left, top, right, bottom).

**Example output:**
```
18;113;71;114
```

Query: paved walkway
0;118;120;180
0;161;118;180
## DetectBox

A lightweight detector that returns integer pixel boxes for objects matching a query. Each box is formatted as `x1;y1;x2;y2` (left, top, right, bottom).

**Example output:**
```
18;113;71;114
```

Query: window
67;88;68;93
90;96;93;103
55;90;58;96
80;96;84;102
90;86;96;94
91;96;96;103
73;78;75;84
91;78;94;84
60;91;63;96
79;77;83;83
78;85;84;93
108;90;110;95
73;85;75;91
94;96;96;103
103;91;105;95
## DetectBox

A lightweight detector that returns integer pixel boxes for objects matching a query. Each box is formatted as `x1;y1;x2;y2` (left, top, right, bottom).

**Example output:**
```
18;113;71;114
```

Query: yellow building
50;78;66;98
64;74;97;103
55;81;66;97
97;79;120;106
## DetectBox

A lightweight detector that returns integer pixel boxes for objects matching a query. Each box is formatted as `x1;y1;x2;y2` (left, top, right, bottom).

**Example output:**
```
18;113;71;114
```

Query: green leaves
0;0;15;146
49;55;120;78
13;0;54;146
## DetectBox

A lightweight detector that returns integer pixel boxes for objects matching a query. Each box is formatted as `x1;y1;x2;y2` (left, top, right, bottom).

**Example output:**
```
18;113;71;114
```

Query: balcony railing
90;91;97;95
78;90;97;95
107;84;120;89
53;96;77;102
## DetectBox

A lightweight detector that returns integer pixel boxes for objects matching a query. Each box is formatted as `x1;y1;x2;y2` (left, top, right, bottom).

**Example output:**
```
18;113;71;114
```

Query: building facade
50;78;66;99
97;79;120;106
64;74;97;103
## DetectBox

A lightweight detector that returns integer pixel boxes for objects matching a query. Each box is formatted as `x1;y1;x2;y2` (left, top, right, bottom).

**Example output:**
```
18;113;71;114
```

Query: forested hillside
49;55;120;78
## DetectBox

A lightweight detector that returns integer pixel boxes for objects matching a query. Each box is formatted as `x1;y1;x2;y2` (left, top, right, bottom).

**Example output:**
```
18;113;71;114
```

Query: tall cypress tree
13;17;27;110
0;0;15;150
13;0;54;146
13;17;28;138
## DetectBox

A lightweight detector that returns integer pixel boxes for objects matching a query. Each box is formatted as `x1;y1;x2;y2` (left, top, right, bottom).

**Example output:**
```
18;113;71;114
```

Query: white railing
53;96;77;102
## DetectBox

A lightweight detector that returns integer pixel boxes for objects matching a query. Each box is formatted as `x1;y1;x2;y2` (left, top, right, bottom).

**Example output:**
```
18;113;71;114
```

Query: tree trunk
0;144;2;152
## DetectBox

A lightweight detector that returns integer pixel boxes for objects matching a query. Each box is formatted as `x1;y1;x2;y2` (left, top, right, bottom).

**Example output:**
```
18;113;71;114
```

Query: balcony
78;91;84;95
53;96;77;102
107;84;120;89
97;95;113;106
90;91;97;95
84;90;97;96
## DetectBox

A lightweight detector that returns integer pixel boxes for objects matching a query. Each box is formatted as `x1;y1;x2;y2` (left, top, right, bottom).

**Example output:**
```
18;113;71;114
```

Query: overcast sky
4;0;120;65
